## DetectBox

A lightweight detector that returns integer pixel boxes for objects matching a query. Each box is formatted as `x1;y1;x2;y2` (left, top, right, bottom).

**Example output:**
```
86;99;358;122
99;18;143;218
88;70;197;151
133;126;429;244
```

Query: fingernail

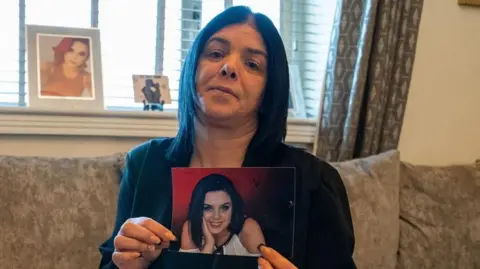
148;245;155;251
151;236;161;244
257;243;269;254
165;231;177;241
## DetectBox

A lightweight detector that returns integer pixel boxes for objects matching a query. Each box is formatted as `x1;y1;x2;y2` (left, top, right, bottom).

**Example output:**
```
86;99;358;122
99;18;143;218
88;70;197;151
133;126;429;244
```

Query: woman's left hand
257;245;298;269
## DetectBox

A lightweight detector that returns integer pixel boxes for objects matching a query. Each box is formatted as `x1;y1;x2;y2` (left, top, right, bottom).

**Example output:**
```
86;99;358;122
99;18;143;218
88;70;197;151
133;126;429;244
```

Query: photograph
132;74;172;109
26;24;104;111
171;167;296;259
37;34;94;99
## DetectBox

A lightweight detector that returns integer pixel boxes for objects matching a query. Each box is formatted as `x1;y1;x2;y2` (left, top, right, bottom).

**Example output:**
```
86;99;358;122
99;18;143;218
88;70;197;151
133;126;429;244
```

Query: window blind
0;0;20;106
98;0;159;110
0;0;336;119
281;0;336;118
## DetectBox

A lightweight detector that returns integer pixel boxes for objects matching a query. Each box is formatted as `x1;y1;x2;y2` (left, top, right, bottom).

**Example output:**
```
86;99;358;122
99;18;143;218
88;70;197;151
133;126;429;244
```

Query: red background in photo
171;167;270;235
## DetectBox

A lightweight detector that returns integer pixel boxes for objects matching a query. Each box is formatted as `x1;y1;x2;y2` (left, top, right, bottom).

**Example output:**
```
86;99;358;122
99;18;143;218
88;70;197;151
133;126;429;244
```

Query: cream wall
398;0;480;165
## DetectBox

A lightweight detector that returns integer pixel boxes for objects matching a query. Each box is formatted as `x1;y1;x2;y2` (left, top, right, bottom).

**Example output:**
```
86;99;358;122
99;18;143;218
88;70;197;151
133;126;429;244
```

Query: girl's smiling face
203;190;233;234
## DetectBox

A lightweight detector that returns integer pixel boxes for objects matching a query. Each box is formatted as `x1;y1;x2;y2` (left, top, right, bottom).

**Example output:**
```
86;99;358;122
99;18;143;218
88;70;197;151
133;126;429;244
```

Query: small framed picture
26;24;104;111
288;64;306;118
132;74;172;111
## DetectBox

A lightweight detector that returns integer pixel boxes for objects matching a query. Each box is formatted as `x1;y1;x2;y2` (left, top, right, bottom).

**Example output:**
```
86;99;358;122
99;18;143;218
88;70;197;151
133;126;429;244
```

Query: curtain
313;0;424;162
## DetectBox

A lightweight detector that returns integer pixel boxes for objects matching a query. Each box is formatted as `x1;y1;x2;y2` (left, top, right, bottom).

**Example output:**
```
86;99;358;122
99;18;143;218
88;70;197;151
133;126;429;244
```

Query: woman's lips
208;86;238;99
209;221;223;228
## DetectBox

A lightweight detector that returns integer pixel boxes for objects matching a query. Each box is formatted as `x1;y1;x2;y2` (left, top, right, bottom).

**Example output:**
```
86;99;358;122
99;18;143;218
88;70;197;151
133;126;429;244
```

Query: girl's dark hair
166;5;290;162
187;173;245;248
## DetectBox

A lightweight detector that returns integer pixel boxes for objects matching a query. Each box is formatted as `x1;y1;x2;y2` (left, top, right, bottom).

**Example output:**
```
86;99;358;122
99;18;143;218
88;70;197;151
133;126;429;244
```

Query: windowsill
0;107;317;145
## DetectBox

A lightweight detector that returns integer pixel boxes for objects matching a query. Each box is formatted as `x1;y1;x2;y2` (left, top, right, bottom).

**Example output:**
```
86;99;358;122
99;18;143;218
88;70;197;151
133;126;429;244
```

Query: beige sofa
0;149;478;269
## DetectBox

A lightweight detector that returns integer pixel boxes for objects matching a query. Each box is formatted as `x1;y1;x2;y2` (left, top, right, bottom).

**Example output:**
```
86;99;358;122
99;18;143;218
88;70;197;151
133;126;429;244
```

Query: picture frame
288;64;306;118
26;24;104;111
132;74;172;109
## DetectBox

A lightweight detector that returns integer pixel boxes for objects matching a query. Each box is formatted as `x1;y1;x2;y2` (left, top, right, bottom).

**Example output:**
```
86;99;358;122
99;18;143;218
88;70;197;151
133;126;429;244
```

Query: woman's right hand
112;217;177;269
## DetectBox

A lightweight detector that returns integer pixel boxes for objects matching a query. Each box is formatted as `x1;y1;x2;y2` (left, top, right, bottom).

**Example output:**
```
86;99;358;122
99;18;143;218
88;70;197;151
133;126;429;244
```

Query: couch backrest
0;153;125;269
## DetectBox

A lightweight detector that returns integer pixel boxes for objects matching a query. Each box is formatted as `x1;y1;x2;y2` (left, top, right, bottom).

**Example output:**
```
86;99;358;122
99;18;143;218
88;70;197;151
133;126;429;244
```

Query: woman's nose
219;64;237;80
213;209;220;218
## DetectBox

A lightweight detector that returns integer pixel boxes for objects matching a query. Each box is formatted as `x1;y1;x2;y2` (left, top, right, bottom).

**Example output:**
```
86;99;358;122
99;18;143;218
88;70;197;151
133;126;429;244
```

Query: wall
398;0;480;165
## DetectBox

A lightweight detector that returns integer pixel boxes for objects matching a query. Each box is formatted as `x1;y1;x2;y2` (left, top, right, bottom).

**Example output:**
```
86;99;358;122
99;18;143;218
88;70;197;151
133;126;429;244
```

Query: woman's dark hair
166;6;290;161
187;173;245;248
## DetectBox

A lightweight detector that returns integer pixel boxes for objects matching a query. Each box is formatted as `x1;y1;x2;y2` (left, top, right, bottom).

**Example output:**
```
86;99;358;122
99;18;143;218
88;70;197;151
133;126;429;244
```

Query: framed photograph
170;167;296;263
288;64;306;118
26;24;104;111
132;74;172;105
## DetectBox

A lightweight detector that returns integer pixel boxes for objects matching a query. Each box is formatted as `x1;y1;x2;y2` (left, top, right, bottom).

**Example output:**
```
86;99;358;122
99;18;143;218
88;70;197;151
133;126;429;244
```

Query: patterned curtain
313;0;424;162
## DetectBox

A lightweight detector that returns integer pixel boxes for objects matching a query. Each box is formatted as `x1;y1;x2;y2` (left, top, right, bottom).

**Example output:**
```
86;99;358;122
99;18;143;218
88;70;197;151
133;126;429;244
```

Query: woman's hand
257;245;298;269
112;217;176;269
201;217;215;253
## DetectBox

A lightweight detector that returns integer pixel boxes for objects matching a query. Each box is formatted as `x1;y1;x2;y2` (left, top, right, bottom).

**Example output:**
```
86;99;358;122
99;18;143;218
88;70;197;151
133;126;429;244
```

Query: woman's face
195;22;267;121
63;41;89;68
203;190;232;235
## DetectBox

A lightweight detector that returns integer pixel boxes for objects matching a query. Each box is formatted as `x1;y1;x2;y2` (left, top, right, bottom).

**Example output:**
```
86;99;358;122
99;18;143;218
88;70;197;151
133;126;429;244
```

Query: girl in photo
179;173;265;256
39;37;92;97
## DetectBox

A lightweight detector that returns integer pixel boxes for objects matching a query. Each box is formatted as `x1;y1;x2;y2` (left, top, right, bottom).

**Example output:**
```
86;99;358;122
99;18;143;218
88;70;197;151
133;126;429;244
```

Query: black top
98;138;356;269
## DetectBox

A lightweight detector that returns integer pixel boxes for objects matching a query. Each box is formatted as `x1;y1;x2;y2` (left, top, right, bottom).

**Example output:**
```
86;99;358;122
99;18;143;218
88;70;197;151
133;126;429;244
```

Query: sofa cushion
397;161;480;269
331;150;400;269
0;153;125;269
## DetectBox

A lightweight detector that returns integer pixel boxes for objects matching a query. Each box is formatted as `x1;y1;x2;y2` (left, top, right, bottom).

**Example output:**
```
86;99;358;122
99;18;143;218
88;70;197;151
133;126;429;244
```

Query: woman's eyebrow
207;36;230;47
245;47;267;58
207;37;267;58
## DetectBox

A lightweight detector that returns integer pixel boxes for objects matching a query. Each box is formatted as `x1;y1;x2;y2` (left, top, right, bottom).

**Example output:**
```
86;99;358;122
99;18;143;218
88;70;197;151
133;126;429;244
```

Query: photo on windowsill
26;24;104;111
170;167;296;260
132;74;172;111
37;34;94;99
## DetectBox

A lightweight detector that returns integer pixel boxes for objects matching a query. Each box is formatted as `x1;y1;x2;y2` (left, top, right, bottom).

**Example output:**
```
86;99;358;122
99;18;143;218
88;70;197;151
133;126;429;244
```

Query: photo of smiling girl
37;35;93;98
171;167;296;260
179;173;265;256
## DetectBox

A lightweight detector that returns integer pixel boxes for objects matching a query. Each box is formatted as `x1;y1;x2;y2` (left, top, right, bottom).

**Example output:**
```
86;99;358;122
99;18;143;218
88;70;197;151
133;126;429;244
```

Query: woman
39;37;92;97
179;173;265;256
98;5;356;269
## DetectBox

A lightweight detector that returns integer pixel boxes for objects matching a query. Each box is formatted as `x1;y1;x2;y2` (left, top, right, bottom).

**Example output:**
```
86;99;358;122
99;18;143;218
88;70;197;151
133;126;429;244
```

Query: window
98;0;158;110
0;0;336;119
